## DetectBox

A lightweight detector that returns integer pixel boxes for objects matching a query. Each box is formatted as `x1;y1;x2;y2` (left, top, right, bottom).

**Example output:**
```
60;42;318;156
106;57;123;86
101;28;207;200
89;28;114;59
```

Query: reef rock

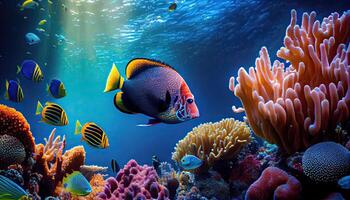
195;170;230;200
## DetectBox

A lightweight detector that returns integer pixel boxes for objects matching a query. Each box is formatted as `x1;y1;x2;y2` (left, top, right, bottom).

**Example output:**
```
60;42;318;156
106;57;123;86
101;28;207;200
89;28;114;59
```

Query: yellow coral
172;118;250;172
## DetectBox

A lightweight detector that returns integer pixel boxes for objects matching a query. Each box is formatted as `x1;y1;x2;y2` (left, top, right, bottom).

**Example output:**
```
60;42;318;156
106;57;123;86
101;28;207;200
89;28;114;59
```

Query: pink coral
230;10;350;154
96;159;169;200
230;155;261;184
245;167;301;200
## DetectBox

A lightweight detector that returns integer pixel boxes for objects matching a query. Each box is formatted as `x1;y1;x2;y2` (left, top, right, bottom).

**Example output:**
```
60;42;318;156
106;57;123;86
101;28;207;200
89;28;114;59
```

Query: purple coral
97;159;169;200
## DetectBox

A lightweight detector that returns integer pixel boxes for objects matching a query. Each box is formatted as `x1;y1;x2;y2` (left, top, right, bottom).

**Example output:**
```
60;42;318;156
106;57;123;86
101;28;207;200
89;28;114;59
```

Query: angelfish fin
104;63;124;92
75;120;82;135
17;65;21;74
158;90;171;112
125;58;175;79
114;92;136;114
4;80;9;99
35;101;43;115
137;119;161;127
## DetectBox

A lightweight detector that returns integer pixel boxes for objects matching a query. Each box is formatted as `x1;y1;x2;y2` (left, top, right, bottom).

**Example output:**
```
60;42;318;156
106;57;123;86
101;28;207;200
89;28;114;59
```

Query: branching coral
230;10;350;154
33;128;86;196
0;104;35;169
172;118;250;172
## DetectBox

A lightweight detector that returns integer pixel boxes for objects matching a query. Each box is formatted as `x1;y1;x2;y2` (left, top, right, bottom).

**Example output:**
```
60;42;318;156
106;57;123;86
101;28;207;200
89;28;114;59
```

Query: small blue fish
63;171;92;196
0;175;29;200
180;155;203;170
4;80;24;103
338;175;350;190
17;60;44;82
47;79;66;98
25;32;40;45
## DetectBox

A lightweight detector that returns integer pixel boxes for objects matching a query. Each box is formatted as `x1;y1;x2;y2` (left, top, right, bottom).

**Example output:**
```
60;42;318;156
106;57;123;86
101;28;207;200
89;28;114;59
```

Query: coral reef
96;159;169;200
245;167;302;200
0;104;35;169
33;128;86;196
172;118;250;173
302;141;350;183
230;10;350;154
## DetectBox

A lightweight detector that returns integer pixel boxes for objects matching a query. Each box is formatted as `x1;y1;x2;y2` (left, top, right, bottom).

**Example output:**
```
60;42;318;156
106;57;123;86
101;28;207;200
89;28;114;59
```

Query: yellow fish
75;120;109;149
38;19;47;25
20;0;39;11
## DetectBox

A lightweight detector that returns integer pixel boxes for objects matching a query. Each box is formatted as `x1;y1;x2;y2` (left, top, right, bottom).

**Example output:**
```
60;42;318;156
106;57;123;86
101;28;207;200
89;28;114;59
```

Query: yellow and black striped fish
111;159;120;174
35;101;68;126
75;120;109;149
4;80;24;103
17;60;44;82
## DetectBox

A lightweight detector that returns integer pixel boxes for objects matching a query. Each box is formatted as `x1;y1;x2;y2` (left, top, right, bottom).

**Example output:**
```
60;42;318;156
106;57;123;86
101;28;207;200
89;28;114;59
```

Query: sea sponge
302;141;350;183
245;167;302;200
62;145;85;174
96;159;169;200
172;118;250;172
230;10;350;154
0;104;35;169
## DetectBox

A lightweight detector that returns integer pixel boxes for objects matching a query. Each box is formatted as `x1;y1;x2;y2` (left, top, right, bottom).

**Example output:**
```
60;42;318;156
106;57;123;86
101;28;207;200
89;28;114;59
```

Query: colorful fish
4;80;24;103
47;79;66;98
104;58;200;126
25;32;40;45
75;120;109;149
19;0;39;11
338;175;350;190
111;159;120;174
36;101;69;126
63;171;92;196
168;2;177;11
0;175;29;200
180;155;203;170
17;60;44;82
38;19;47;25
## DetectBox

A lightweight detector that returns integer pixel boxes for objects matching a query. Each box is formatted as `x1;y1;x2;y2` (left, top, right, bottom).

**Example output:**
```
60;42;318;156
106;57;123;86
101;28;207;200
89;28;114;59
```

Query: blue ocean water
0;0;349;176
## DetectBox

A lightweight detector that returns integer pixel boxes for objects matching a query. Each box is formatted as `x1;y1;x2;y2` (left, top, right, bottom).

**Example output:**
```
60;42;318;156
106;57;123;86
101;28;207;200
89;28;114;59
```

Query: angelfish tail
104;63;124;92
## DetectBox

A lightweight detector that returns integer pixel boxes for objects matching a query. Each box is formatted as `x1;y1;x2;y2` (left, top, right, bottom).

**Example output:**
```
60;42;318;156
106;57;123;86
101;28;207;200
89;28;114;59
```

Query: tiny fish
4;80;24;103
75;120;109;149
20;0;39;11
18;60;44;82
168;2;177;12
25;32;40;45
111;159;120;174
0;175;29;200
104;58;199;126
47;79;66;98
36;101;69;126
36;28;46;33
338;175;350;190
38;19;47;25
180;155;203;170
63;171;92;196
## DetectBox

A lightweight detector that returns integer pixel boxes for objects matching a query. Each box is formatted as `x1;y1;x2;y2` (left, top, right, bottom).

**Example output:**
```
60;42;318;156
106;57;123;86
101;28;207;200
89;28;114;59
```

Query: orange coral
230;10;350;154
34;128;86;196
0;104;35;169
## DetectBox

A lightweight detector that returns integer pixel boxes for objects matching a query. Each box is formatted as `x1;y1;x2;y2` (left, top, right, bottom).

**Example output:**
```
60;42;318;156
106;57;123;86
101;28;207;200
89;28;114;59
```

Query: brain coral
230;10;350;154
97;159;169;200
0;104;35;169
172;118;250;173
302;141;350;183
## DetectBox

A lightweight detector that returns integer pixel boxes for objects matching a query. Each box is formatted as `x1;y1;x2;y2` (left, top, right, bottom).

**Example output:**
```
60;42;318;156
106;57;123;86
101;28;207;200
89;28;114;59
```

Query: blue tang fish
4;80;24;103
25;32;40;45
104;58;200;126
17;60;44;82
0;175;30;200
180;155;203;170
338;175;350;190
47;79;66;98
63;171;92;196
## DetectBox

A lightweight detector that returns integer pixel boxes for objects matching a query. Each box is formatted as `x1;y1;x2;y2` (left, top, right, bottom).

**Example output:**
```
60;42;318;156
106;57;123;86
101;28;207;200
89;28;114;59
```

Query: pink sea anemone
230;10;350;154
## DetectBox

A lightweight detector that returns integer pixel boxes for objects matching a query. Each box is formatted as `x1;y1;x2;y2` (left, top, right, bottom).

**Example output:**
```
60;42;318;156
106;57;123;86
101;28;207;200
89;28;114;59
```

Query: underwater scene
0;0;350;199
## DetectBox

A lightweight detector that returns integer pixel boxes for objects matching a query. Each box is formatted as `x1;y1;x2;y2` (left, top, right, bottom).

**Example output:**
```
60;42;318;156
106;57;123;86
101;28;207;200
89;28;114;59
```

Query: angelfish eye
187;98;194;104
